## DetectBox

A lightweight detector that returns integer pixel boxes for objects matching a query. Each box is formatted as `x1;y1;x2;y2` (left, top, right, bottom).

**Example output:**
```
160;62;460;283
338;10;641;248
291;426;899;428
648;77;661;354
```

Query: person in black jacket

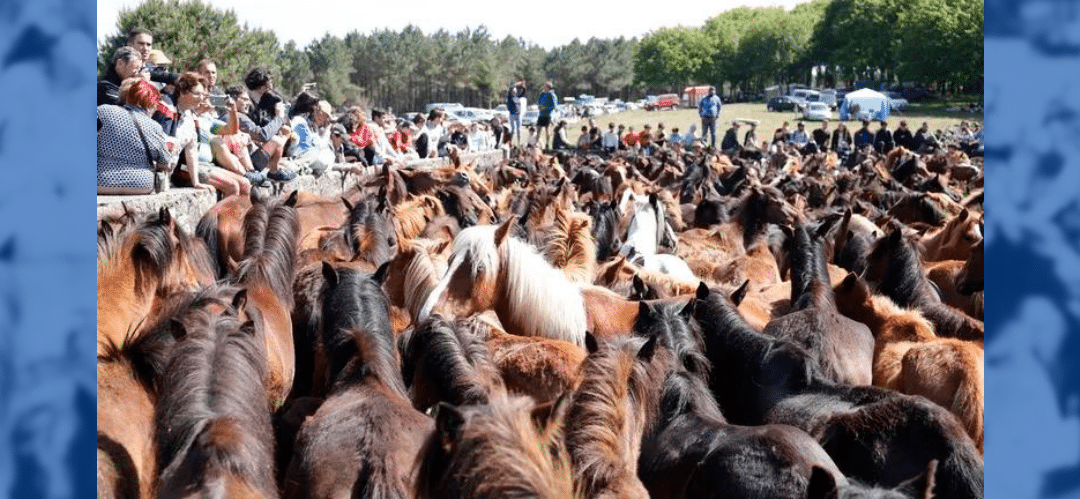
874;120;894;154
97;46;143;106
720;121;741;156
505;79;526;144
127;28;177;86
853;119;875;151
811;120;831;152
893;120;913;150
912;121;932;152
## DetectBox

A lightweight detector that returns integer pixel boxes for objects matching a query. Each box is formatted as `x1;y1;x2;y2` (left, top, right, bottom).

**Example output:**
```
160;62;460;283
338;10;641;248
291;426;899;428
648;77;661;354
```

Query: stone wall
96;150;506;233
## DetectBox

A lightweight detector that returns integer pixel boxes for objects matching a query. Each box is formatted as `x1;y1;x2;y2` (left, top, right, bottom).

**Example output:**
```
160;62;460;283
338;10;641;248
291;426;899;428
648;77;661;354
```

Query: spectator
227;85;295;182
780;121;792;142
489;117;507;148
505;78;526;144
812;120;831;152
288;93;335;175
370;108;404;164
393;120;420;156
577;125;591;150
589;127;602;150
654;122;667;148
127;28;177;86
616;124;627;150
668;127;683;148
97;78;174;194
97;46;143;106
913;121;932;152
171;72;250;195
790;121;810;148
449;123;470;151
196;59;226;116
720;121;741;156
830;122;853;156
682;124;697;149
697;86;722;148
465;122;488;152
874;120;894;154
602;123;620;153
537;81;557;149
552;120;572;150
853;119;875;151
416;108;446;159
624;126;639;150
742;122;762;159
637;124;654;154
243;67;284;129
893;120;913;150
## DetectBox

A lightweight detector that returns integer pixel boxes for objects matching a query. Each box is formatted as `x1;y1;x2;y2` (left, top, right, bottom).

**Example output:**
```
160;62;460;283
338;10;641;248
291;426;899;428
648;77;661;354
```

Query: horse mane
401;316;504;407
155;295;272;493
342;197;395;265
233;196;299;307
396;194;445;242
566;335;672;498
333;323;408;399
545;208;596;283
655;370;728;432
402;241;449;320
415;394;573;499
634;300;706;371
788;223;835;311
589;200;621;262
867;228;939;309
320;264;395;390
868;294;937;342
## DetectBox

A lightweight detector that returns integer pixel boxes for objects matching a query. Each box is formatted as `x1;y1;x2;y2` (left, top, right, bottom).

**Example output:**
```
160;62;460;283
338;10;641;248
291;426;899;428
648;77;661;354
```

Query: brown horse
379;238;450;326
927;259;984;319
956;239;984;296
415;393;573;499
400;316;506;411
394;194;446;243
97;208;215;358
543;207;597;283
463;313;586;404
284;264;432;499
920;208;982;262
834;273;985;453
594;256;697;299
229;191;300;410
420;219;589;347
154;285;278;499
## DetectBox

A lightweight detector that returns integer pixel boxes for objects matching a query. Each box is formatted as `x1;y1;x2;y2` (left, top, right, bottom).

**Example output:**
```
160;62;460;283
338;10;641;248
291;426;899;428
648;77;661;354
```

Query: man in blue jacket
537;81;558;149
854;119;875;151
698;86;722;148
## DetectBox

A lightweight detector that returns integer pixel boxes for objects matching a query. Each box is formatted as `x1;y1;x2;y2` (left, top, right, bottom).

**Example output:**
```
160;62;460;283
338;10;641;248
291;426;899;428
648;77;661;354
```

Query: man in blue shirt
698;86;722;148
537;81;558;149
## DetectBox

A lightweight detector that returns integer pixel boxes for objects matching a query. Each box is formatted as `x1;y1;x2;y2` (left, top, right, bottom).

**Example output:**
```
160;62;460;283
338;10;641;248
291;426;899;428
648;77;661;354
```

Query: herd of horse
97;141;985;498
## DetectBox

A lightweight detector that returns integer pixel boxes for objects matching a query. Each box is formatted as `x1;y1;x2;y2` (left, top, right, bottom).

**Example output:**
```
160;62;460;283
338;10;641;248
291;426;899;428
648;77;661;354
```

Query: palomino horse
284;263;431;499
415;393;573;499
97;207;215;357
419;219;589;347
154;286;278;499
229;191;300;411
691;284;983;497
834;273;985;452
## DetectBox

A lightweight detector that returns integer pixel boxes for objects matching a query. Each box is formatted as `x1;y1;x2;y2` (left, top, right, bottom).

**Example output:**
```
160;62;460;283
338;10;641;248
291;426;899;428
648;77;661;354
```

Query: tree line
98;0;982;112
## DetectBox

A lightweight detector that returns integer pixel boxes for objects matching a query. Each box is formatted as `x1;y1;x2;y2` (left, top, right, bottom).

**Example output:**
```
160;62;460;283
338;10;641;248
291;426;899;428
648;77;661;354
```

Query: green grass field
571;102;983;142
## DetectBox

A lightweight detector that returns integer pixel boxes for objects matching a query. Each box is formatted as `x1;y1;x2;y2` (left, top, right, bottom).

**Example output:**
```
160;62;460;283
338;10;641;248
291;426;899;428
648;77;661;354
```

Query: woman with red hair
97;78;174;194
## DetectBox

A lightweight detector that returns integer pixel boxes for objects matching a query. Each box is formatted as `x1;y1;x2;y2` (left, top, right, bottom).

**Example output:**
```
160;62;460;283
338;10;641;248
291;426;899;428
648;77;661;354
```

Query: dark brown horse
400;316;505;411
154;285;278;499
284;264;432;499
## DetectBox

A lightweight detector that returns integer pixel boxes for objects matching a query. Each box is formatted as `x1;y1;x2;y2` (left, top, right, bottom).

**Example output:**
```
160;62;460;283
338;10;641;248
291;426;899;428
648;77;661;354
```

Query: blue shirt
698;94;722;118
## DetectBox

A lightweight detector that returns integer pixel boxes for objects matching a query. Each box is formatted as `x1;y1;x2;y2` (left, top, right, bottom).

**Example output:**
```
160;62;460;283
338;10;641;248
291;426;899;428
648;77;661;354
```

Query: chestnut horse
920;208;982;262
229;191;300;411
419;219;589;347
284;264;432;499
97;208;215;357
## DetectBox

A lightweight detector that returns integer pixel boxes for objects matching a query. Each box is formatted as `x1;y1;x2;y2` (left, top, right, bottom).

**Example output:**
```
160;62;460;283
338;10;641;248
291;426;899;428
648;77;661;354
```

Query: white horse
618;192;697;282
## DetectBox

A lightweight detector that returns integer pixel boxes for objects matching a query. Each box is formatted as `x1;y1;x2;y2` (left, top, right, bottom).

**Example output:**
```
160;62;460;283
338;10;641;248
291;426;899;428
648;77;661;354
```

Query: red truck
644;93;679;111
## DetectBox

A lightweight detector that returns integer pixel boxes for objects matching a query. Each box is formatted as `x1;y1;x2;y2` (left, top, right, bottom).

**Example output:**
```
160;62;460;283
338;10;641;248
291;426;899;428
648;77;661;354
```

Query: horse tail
97;432;141;499
950;346;984;454
196;210;224;280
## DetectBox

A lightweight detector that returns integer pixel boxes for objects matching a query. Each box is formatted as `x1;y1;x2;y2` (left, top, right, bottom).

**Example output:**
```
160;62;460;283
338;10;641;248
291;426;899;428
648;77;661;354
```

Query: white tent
839;88;890;121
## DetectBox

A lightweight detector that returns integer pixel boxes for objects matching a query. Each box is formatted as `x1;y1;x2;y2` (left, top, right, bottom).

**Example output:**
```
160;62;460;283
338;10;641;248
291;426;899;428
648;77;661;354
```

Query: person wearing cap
720;121;741;156
874;120;894;154
697;86;722;148
98;46;144;106
854;119;875;151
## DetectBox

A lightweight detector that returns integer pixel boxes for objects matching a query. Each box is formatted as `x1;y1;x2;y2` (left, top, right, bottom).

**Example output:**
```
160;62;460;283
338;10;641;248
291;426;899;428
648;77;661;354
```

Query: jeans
509;114;522;143
701;117;717;148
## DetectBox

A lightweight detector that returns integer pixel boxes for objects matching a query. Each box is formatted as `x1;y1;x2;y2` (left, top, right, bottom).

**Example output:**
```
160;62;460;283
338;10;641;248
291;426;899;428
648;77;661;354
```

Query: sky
97;0;810;50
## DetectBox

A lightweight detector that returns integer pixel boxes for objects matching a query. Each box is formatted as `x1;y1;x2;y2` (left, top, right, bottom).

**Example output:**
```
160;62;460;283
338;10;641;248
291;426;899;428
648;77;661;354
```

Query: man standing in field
698;86;722;148
537;81;558;149
506;78;526;145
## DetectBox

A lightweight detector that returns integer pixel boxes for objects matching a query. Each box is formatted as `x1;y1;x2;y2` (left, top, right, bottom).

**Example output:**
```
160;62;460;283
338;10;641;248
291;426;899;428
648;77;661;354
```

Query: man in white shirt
790;121;810;148
601;122;619;153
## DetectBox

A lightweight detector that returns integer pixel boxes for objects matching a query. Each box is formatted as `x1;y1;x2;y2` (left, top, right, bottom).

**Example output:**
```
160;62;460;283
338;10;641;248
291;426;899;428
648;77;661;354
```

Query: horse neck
495;239;587;346
335;333;408;399
789;229;832;310
568;357;645;494
877;238;938;308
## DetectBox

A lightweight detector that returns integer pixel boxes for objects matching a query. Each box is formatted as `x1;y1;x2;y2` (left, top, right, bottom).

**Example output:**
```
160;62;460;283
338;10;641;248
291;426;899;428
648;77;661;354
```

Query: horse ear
730;280;749;307
232;289;248;311
806;466;837;499
494;217;515;247
683;353;708;376
434;402;465;450
284;190;299;207
531;391;571;432
169;319;186;341
373;261;391;284
679;296;696;318
897;459;937;499
839;272;859;292
632;274;647;295
695;281;710;300
341;197;354;213
958;208;969;222
648;192;659;207
888;227;902;245
637;300;654;319
321;261;338;288
637;334;658;361
585;332;599;355
158;207;172;227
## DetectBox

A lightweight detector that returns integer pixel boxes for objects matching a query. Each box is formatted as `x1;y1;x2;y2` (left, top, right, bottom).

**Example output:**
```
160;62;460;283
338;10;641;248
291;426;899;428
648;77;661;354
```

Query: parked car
802;102;833;121
521;109;540;126
644;93;679;111
492;104;509;121
885;92;910;112
767;96;797;112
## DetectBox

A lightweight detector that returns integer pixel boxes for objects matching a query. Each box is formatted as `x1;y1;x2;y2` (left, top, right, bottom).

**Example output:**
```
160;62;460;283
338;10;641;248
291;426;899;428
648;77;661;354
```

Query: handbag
127;108;170;173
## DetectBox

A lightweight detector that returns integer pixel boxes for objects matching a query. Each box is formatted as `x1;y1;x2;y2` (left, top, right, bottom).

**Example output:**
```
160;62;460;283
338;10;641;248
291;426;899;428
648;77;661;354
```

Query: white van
789;89;821;111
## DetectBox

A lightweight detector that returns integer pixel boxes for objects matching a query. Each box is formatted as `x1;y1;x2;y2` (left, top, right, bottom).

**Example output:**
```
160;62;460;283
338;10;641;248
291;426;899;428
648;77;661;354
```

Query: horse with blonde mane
419;219;589;347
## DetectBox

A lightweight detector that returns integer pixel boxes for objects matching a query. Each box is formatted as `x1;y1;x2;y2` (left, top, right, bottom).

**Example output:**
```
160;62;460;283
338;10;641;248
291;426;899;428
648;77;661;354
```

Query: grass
565;102;983;141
